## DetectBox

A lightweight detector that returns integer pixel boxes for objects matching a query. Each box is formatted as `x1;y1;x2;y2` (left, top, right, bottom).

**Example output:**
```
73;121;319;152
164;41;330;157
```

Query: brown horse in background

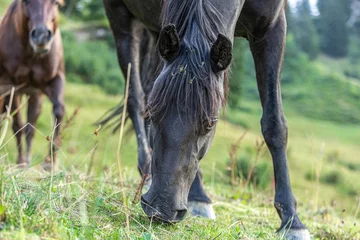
0;0;65;170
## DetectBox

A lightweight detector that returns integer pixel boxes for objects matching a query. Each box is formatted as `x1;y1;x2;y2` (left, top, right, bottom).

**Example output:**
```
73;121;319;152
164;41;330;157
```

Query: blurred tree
317;0;351;57
347;0;360;32
347;0;360;38
64;0;77;16
228;39;247;109
285;4;296;34
293;0;320;60
62;0;105;21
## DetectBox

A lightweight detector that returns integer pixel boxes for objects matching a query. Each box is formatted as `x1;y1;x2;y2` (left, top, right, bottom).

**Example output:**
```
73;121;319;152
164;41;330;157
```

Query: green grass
0;82;359;239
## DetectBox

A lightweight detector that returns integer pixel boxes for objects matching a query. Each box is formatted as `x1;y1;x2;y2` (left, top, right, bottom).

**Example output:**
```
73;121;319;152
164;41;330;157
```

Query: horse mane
147;0;228;124
0;1;25;38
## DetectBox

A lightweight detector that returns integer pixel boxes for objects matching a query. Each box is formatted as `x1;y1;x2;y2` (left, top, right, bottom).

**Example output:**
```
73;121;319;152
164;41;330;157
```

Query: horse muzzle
29;24;54;54
141;194;188;223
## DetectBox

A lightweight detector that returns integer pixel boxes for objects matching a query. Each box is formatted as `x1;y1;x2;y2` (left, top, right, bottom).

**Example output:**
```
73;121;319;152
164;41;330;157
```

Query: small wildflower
179;64;188;73
94;125;101;136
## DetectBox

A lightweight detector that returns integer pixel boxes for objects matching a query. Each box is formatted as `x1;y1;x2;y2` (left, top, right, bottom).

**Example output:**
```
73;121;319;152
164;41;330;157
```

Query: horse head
19;0;63;54
142;0;236;222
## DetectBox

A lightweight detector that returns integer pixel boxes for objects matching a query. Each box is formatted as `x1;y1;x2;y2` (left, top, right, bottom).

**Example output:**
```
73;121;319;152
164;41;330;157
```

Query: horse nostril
174;209;187;221
47;30;53;40
30;29;36;39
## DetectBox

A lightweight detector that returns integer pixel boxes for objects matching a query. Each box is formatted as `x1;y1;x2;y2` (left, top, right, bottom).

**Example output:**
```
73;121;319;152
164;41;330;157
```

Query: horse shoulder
236;0;286;38
122;0;162;31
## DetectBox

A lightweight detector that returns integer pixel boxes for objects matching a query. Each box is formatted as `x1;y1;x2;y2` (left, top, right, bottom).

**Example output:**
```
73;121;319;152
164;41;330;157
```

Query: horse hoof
42;160;58;172
187;201;216;220
142;177;152;193
17;156;28;168
17;162;29;168
283;229;311;240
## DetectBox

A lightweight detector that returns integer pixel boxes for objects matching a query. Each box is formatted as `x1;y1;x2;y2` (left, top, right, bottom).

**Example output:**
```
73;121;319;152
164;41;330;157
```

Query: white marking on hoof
142;177;152;194
42;161;58;172
187;201;216;220
17;162;29;168
282;229;311;240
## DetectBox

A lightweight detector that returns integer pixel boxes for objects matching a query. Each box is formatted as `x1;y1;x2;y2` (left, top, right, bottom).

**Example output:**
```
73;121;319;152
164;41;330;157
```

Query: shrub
305;169;344;186
226;148;272;190
62;31;124;95
345;162;360;171
344;67;360;80
320;170;343;185
326;151;340;163
305;169;315;182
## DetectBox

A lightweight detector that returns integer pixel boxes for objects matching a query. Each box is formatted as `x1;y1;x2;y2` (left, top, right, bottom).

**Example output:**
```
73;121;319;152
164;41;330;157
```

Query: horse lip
149;215;182;224
145;208;183;224
30;40;51;55
31;44;50;55
35;48;49;54
141;196;186;223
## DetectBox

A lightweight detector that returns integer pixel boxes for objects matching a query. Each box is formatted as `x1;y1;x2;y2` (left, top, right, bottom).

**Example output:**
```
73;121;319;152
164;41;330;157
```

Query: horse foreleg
5;95;26;165
42;72;65;171
249;11;310;239
104;1;151;180
25;93;43;163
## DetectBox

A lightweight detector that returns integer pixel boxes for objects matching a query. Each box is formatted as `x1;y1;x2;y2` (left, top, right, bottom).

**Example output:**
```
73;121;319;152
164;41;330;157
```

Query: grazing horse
102;0;310;238
0;0;65;170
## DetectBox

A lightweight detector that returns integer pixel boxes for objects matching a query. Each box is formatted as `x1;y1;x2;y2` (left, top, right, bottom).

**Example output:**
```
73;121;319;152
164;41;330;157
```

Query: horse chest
31;63;56;82
4;60;56;85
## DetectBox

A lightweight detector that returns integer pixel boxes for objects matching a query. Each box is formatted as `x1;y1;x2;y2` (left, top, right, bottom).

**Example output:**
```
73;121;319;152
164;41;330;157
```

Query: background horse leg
42;73;65;171
104;0;151;179
5;95;26;165
187;168;215;219
25;93;43;163
249;11;310;239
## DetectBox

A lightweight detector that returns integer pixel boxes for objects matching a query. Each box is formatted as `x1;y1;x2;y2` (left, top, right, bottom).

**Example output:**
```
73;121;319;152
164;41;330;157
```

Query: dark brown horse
102;0;310;239
0;0;65;170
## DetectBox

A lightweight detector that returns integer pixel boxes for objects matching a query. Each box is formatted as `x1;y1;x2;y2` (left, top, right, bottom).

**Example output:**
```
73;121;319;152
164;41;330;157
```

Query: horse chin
30;42;51;55
33;47;50;55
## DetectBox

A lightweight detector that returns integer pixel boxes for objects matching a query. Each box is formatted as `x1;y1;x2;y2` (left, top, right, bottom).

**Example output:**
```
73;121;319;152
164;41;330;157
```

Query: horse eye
22;0;29;4
54;0;60;6
201;118;218;134
207;119;217;129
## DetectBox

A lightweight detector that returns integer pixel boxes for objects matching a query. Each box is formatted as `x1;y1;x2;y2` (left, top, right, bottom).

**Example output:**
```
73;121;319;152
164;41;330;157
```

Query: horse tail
97;28;160;135
96;99;129;134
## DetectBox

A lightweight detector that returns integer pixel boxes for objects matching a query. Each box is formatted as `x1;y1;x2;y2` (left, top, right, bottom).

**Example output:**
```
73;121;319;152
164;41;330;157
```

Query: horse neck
2;1;28;48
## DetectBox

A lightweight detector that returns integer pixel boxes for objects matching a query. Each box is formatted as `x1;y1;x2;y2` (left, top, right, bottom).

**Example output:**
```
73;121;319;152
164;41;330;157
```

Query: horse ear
210;34;233;73
158;24;180;61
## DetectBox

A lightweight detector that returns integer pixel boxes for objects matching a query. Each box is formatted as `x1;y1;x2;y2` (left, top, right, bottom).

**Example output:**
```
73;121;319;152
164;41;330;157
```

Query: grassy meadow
0;82;359;239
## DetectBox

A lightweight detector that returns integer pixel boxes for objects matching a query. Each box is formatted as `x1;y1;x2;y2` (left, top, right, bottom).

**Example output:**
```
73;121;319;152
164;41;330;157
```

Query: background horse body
0;0;65;169
103;0;310;239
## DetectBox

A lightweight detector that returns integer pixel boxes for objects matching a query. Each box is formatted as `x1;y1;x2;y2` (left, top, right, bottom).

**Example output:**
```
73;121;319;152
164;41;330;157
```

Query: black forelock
147;0;228;124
